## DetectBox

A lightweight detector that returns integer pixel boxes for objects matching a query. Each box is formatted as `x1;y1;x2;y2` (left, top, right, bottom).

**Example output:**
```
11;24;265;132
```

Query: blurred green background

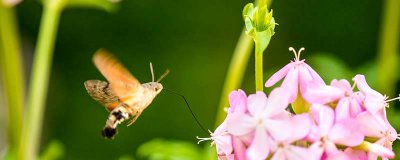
0;0;399;159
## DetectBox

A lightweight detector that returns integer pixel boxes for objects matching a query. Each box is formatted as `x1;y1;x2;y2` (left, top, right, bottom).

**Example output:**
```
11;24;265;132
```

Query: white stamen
196;136;213;144
289;47;298;61
385;95;400;103
289;47;306;61
297;48;305;61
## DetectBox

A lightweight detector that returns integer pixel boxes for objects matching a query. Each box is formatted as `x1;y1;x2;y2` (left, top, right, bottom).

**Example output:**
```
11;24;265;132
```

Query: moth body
84;49;167;139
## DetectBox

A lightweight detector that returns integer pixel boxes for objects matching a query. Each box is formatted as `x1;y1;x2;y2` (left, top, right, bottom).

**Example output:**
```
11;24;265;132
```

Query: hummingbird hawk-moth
84;49;169;139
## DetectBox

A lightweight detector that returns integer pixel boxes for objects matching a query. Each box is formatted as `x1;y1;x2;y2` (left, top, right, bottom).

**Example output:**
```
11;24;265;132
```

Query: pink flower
265;47;324;102
269;114;314;160
226;88;290;160
308;105;364;157
304;79;364;121
353;75;388;114
356;111;397;159
228;89;248;114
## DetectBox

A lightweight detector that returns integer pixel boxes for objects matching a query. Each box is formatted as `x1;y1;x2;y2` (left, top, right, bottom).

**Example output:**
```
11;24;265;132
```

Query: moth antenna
150;62;155;82
156;69;170;82
163;88;208;134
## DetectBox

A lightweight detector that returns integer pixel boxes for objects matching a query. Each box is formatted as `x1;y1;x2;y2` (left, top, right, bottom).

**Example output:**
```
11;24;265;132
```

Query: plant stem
0;3;24;157
214;0;272;127
376;0;399;97
215;29;253;127
255;40;263;91
21;0;65;159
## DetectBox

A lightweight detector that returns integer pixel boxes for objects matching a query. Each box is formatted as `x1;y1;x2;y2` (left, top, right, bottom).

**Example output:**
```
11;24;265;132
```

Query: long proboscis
163;88;208;134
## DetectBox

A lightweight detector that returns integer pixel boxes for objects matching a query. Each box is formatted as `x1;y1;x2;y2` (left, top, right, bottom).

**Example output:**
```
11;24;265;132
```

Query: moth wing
93;49;143;101
84;80;120;111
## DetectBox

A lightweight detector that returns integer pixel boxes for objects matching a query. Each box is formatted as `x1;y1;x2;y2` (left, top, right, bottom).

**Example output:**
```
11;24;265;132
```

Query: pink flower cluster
201;48;399;160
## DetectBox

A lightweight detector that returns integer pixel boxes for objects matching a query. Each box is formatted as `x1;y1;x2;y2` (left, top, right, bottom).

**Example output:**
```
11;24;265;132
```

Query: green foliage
307;53;353;82
39;140;65;160
65;0;118;12
137;139;205;160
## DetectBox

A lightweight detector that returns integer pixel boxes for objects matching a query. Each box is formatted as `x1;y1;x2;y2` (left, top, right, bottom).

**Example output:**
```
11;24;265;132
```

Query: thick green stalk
255;40;263;91
214;0;272;127
376;0;399;96
215;29;253;126
21;0;65;159
0;3;24;157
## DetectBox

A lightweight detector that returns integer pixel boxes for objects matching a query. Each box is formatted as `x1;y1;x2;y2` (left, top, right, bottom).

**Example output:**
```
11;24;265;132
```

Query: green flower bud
243;1;276;53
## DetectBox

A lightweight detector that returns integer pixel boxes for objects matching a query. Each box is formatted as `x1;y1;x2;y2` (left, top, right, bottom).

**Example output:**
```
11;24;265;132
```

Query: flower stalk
20;0;66;159
243;0;276;91
376;0;399;96
0;2;24;158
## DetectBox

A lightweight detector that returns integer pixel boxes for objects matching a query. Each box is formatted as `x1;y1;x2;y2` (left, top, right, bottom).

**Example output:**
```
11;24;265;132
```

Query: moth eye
154;88;159;92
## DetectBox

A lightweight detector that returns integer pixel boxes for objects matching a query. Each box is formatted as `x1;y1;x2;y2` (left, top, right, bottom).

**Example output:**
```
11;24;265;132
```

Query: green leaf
39;140;65;160
66;0;118;12
307;53;353;82
118;155;136;160
137;139;203;160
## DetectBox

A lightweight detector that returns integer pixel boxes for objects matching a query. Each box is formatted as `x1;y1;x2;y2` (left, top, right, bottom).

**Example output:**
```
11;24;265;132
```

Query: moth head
146;82;163;94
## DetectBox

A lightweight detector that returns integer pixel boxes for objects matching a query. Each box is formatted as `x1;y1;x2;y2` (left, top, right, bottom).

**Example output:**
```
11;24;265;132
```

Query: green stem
214;0;272;127
215;29;253;127
0;3;24;157
376;0;399;97
255;40;263;91
21;1;65;159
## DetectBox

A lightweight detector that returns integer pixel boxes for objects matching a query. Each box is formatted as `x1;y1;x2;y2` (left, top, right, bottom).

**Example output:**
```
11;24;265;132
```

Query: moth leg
127;111;142;126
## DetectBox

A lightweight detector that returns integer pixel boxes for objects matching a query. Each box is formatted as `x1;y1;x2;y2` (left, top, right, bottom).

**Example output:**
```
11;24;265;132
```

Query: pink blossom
304;79;364;121
356;111;396;159
265;47;324;102
270;114;314;160
353;75;388;114
308;105;364;157
226;88;290;159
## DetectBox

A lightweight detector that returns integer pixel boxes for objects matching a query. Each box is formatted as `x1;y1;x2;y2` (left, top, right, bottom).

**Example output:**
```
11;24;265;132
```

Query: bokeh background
1;0;399;159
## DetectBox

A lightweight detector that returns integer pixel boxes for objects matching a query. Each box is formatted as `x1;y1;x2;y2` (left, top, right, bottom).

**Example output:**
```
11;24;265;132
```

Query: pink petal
364;94;386;114
212;122;233;156
335;98;351;121
281;67;299;102
285;145;317;160
246;126;271;160
247;91;267;116
228;89;248;113
265;63;293;87
344;148;367;160
309;142;325;159
368;139;395;159
356;112;386;138
270;149;286;160
299;65;315;95
232;136;247;160
226;113;256;136
349;97;363;117
311;105;335;136
263;87;290;117
303;81;345;104
304;63;325;84
215;134;233;156
331;79;352;93
328;119;364;146
285;114;312;144
353;75;381;97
